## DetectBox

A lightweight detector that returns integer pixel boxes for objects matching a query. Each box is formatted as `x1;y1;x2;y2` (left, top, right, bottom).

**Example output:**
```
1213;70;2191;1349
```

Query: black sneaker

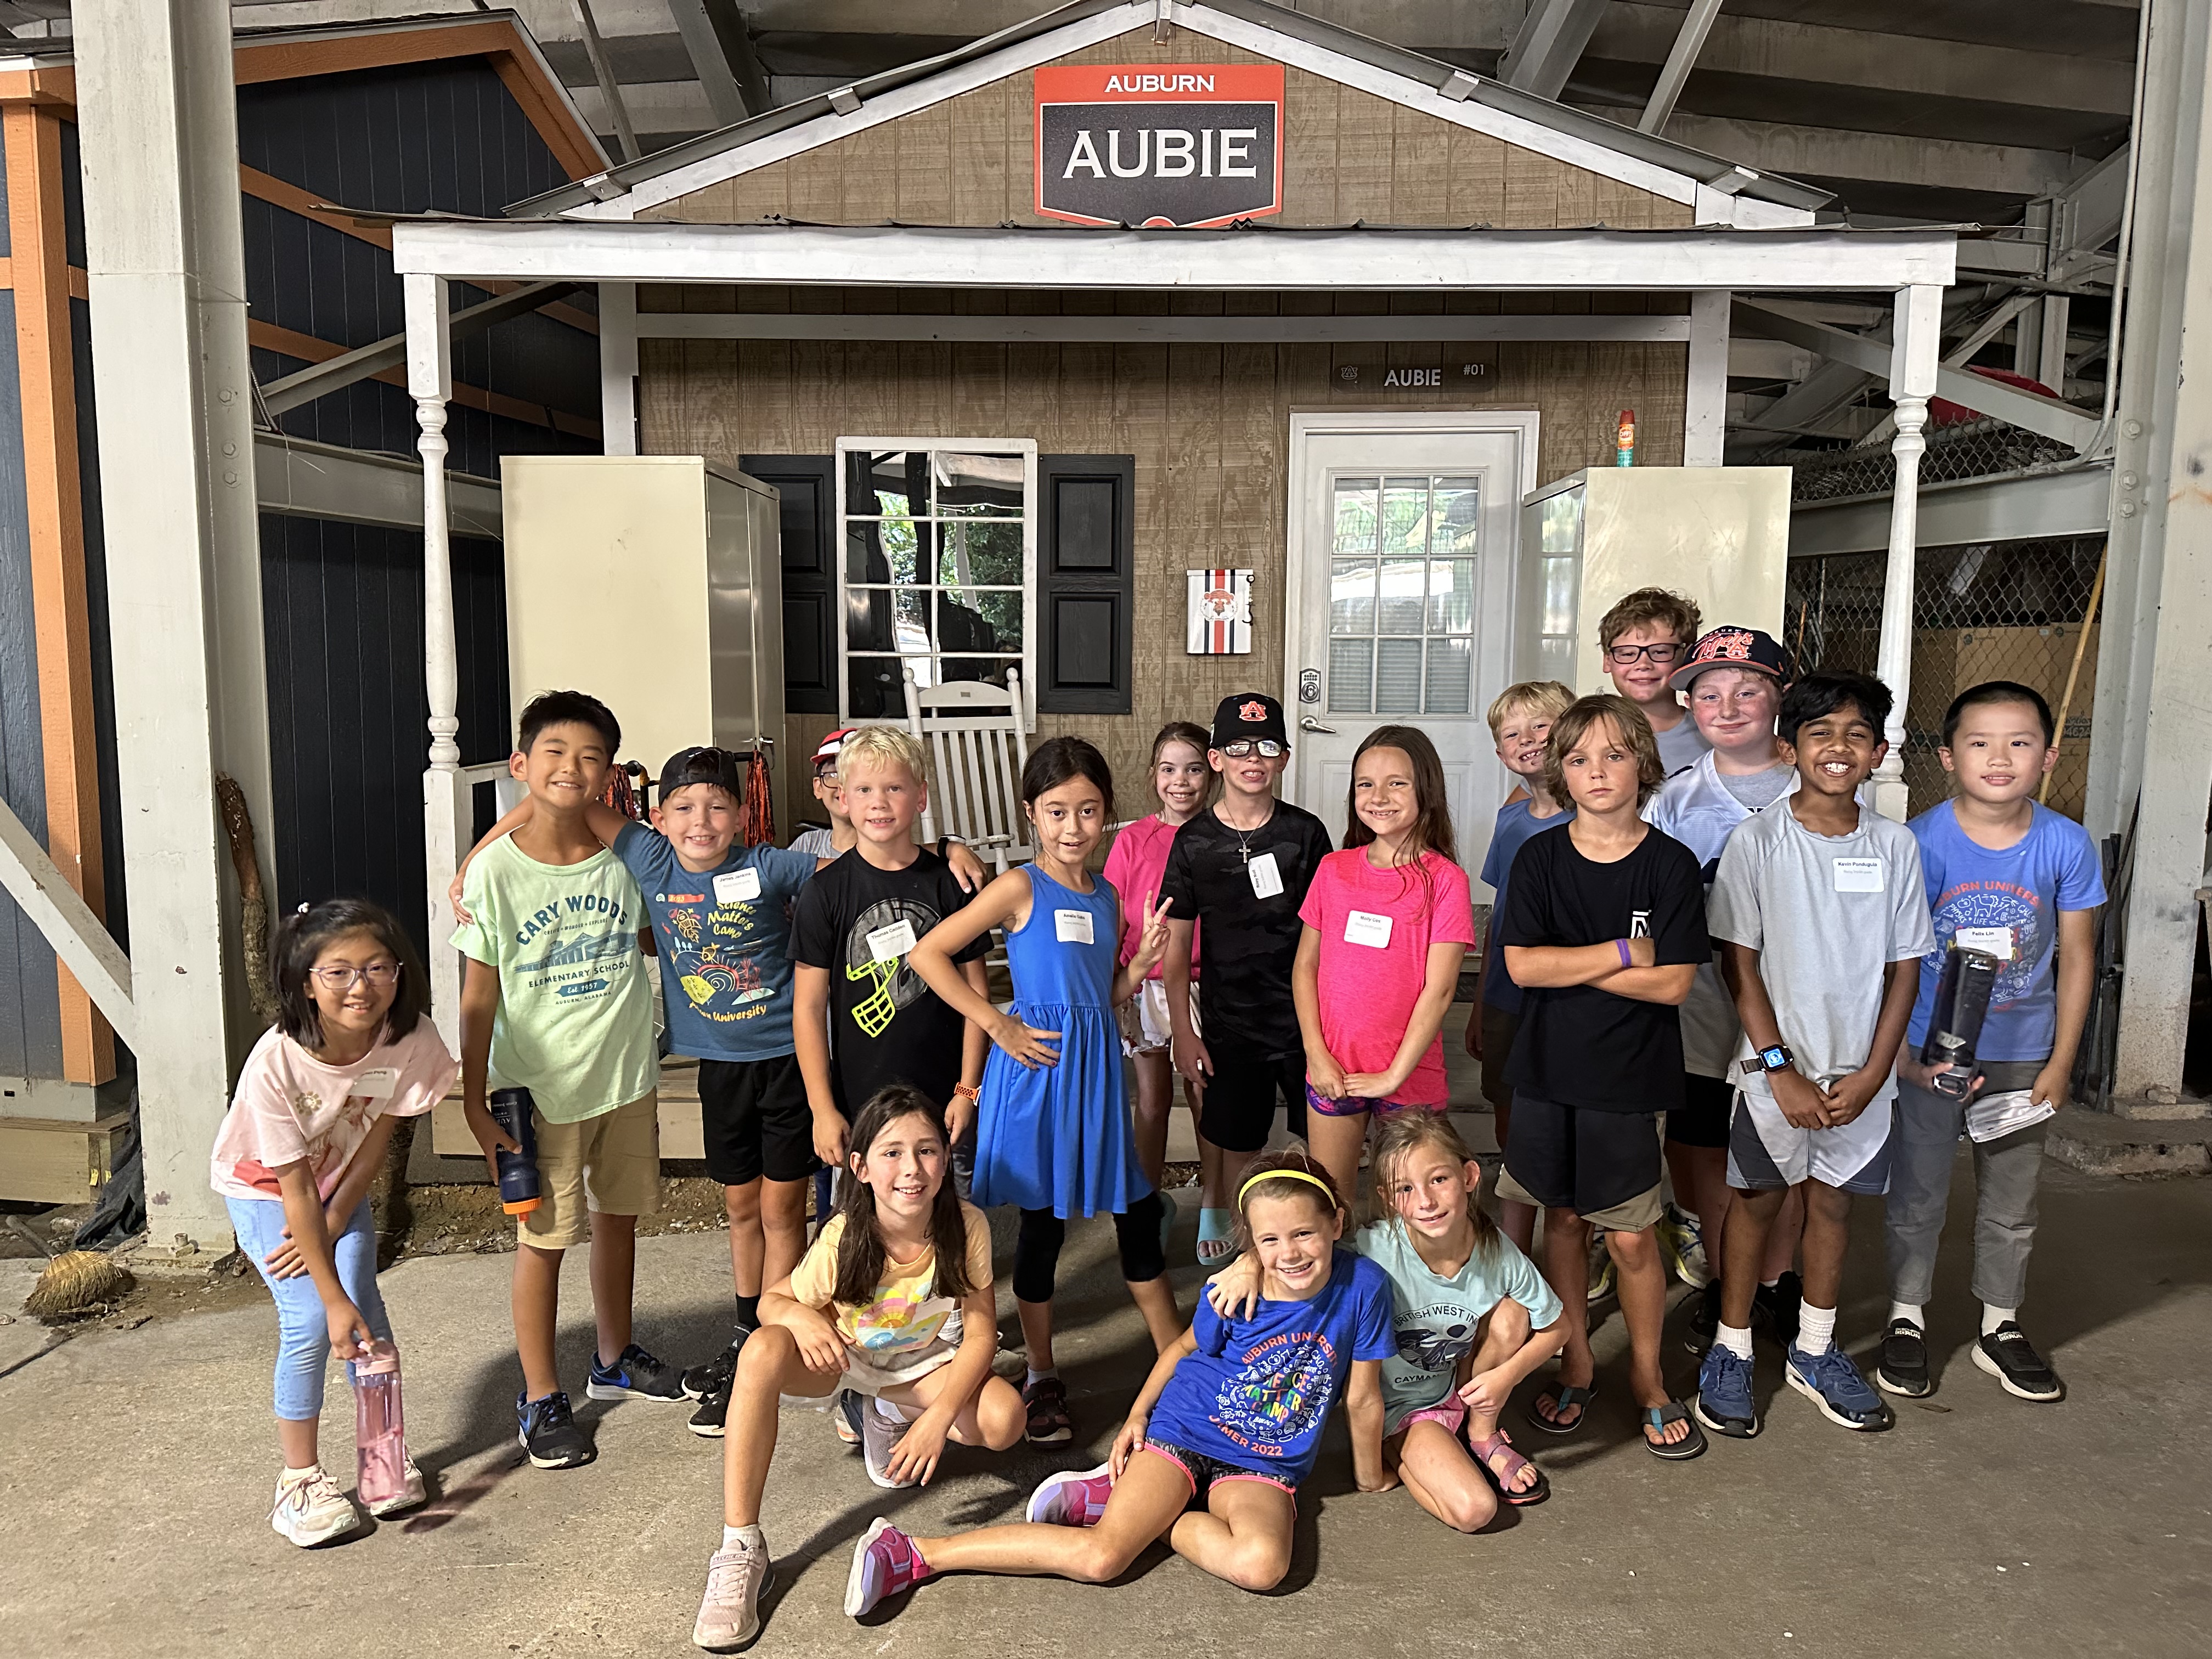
1876;1318;1933;1398
688;1379;733;1438
586;1342;685;1402
682;1331;749;1401
1684;1280;1722;1355
1023;1376;1073;1444
1973;1322;2066;1402
517;1390;596;1469
1754;1271;1803;1347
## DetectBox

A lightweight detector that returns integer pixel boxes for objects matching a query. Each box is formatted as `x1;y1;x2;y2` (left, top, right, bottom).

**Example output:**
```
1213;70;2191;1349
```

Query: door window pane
1330;560;1376;635
1332;477;1378;556
1323;470;1486;720
1328;639;1372;713
1381;478;1429;559
1425;637;1472;714
1434;478;1480;558
1426;559;1475;634
1377;558;1426;635
1376;639;1424;714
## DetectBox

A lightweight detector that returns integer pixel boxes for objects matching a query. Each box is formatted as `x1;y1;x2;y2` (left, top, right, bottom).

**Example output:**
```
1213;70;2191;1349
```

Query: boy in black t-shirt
1159;692;1333;1262
1498;694;1708;1460
788;727;991;1167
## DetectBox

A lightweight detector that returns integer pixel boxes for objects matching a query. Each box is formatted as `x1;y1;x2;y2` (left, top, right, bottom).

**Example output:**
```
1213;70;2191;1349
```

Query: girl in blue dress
910;736;1180;1444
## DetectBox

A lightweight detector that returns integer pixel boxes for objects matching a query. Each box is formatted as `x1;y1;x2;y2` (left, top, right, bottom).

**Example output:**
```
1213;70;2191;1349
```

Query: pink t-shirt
209;1022;458;1203
1103;814;1199;979
1297;848;1476;1105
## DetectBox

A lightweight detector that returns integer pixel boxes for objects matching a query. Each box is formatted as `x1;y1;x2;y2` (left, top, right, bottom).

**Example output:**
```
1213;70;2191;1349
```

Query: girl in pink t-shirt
1294;725;1475;1203
208;899;456;1547
1101;722;1212;1201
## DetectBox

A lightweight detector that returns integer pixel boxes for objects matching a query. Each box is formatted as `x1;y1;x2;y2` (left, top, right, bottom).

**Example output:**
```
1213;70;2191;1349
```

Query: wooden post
1871;284;1940;822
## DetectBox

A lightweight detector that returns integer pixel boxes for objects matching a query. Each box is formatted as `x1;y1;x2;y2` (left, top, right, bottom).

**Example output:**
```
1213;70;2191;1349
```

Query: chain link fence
1785;535;2106;819
1789;417;2083;504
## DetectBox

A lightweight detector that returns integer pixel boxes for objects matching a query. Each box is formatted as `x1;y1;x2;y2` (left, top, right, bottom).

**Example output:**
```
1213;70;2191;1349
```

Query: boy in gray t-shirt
1692;672;1933;1443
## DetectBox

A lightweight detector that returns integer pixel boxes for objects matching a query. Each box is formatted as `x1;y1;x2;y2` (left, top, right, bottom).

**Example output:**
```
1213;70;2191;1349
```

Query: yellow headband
1238;1167;1340;1211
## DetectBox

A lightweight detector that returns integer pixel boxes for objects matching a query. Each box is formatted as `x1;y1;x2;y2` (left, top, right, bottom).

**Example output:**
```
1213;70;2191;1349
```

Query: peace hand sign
1129;890;1175;977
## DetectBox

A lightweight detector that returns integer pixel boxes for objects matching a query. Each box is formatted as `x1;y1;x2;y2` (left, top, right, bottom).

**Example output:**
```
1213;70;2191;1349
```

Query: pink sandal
1468;1429;1550;1506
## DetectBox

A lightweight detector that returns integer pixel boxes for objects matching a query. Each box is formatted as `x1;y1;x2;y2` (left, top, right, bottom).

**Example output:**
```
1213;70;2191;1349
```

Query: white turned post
407;274;470;1045
1871;284;1941;822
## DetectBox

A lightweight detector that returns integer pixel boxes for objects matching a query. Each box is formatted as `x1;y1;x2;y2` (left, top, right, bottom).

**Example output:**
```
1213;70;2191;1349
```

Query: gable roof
506;0;1827;228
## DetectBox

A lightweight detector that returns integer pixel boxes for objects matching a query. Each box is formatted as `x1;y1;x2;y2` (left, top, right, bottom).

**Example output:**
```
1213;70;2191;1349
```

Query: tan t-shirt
787;1203;993;1375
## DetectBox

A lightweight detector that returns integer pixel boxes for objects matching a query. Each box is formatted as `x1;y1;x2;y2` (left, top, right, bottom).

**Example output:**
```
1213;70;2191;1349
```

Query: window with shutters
836;439;1037;725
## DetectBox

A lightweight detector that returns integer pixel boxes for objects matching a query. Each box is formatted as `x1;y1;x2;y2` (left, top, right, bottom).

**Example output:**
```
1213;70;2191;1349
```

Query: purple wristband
1616;938;1633;968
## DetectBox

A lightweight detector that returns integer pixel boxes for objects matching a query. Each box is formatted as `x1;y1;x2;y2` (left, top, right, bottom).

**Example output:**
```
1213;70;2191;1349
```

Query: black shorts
697;1053;817;1187
1666;1072;1734;1149
1198;1042;1308;1154
1479;1004;1519;1111
1500;1092;1663;1228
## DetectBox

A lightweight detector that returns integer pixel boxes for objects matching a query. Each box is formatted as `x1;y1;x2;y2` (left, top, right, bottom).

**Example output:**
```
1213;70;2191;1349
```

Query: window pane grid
1323;472;1477;716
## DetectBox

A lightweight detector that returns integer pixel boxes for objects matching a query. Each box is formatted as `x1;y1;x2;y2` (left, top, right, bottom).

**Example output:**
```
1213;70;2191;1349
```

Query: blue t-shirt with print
1906;800;2106;1062
1478;798;1573;1015
1142;1249;1393;1485
613;822;819;1062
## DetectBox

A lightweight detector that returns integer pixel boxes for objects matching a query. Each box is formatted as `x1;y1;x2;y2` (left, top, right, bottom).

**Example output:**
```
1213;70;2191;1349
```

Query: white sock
280;1464;319;1481
723;1523;764;1551
873;1396;910;1423
1982;1304;2017;1335
1889;1301;1925;1330
1759;1276;1780;1290
1025;1366;1057;1390
1796;1302;1837;1356
1717;1322;1754;1361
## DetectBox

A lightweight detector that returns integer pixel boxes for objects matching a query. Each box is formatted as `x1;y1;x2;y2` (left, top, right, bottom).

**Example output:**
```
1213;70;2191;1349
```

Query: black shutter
1037;454;1134;715
741;454;836;715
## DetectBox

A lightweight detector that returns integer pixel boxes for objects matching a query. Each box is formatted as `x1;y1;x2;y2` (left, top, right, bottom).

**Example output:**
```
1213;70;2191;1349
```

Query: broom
23;1249;134;1320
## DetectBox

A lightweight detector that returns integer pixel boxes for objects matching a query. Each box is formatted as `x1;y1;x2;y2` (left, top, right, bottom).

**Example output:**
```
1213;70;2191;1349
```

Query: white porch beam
601;279;640;455
1870;285;1941;822
254;432;504;537
393;221;1956;296
78;0;272;1255
633;312;1694;343
1684;289;1729;466
1789;464;2111;559
1637;0;1724;137
0;799;134;1049
1499;0;1610;100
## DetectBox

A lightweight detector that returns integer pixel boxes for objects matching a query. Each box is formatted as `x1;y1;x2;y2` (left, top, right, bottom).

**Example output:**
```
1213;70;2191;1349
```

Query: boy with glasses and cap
1160;693;1334;1261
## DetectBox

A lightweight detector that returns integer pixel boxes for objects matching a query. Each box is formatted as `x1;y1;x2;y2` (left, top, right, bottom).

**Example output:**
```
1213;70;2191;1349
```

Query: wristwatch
1736;1042;1795;1079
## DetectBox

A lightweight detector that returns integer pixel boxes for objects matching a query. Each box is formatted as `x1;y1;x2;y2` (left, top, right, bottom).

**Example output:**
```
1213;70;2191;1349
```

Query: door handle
1299;716;1337;735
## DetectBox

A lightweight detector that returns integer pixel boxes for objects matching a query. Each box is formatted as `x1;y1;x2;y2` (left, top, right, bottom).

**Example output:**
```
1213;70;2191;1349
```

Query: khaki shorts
518;1091;661;1251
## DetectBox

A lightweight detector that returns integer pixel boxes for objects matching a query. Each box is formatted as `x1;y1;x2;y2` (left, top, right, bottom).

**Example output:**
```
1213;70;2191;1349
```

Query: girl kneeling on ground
1211;1113;1566;1526
692;1085;1023;1651
842;1151;1396;1618
209;898;456;1545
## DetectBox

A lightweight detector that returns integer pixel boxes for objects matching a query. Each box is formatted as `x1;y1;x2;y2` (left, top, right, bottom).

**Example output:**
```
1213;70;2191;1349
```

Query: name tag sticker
866;919;918;963
1832;857;1885;893
1954;925;2014;961
713;869;761;905
1344;909;1393;949
351;1067;398;1101
1054;908;1095;945
1247;851;1284;899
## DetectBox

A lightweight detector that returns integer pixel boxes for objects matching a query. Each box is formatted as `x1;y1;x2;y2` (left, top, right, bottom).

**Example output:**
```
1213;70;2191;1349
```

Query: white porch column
602;280;640;456
408;275;471;1047
1684;289;1730;466
77;0;273;1254
1870;284;1941;822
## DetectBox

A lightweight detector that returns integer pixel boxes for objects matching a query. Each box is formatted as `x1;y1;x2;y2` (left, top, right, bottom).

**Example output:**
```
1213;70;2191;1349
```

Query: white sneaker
270;1467;362;1547
364;1452;427;1517
859;1397;917;1490
693;1538;774;1651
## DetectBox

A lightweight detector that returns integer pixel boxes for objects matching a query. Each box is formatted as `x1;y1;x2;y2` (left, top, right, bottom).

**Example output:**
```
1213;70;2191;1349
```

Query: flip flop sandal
1195;1207;1237;1266
1525;1383;1596;1436
1643;1400;1707;1461
1468;1430;1550;1506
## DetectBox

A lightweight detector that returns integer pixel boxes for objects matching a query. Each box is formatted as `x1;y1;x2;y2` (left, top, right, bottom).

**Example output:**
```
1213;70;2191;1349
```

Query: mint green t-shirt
450;834;657;1124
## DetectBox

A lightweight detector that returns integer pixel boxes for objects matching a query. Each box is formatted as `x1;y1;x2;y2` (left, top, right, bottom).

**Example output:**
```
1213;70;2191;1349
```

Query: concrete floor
3;1145;2208;1657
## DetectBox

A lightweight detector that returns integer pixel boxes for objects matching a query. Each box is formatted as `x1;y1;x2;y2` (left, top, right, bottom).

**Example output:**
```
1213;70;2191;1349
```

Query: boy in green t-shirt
455;690;679;1471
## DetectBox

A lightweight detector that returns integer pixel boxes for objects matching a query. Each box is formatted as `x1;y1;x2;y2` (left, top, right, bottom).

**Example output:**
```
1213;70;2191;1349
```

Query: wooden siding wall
645;32;1693;231
640;288;1687;797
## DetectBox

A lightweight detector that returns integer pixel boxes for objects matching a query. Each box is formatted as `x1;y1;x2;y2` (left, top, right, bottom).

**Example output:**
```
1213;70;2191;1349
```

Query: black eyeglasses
1605;643;1684;665
1218;740;1285;758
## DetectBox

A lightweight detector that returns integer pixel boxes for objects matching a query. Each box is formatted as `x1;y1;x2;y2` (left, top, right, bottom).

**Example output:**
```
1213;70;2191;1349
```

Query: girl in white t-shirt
209;899;456;1547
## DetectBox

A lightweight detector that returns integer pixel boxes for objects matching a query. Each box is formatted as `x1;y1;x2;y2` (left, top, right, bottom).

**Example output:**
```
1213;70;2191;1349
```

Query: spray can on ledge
353;1339;408;1510
1615;408;1637;467
488;1086;541;1216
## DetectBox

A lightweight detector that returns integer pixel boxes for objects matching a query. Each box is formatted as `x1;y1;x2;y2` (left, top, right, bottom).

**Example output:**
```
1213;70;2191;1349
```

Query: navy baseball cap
1210;692;1288;748
1669;627;1790;691
658;746;744;799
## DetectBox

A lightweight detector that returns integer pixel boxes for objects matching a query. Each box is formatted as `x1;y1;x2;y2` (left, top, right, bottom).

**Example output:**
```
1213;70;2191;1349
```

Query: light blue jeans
226;1196;393;1420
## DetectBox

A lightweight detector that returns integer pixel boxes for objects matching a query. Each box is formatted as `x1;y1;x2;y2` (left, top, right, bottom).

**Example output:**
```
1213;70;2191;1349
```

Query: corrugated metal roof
504;0;1832;221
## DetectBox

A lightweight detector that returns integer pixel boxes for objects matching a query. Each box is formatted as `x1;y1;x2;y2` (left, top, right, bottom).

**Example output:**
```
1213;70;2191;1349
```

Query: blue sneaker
516;1390;595;1469
587;1342;685;1402
1693;1344;1760;1439
1784;1343;1895;1431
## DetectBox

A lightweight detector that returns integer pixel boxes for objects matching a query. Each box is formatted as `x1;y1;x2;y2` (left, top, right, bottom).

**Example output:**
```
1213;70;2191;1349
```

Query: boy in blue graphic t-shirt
1878;682;2105;1407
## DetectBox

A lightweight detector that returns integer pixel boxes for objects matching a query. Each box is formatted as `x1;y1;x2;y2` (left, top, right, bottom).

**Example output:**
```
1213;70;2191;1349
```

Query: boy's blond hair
834;725;927;787
1486;679;1576;739
1596;587;1702;651
1542;694;1664;808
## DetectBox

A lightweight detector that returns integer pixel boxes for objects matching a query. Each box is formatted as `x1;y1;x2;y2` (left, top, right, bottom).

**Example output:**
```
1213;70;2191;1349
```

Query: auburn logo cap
1668;626;1789;691
1210;692;1287;748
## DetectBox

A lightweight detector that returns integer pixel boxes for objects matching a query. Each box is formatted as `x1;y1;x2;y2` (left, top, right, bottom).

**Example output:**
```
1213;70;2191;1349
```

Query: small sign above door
1034;64;1284;228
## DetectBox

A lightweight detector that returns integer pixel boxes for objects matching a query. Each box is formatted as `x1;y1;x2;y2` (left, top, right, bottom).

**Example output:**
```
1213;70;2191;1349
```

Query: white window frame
834;436;1039;731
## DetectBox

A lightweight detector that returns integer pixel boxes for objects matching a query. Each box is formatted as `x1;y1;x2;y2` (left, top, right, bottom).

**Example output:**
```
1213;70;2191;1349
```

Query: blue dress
972;864;1152;1219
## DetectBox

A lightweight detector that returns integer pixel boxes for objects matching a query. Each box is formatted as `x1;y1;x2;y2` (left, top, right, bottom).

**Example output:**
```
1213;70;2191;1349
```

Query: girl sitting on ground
1209;1113;1566;1526
208;898;455;1546
842;1150;1396;1618
691;1085;1023;1651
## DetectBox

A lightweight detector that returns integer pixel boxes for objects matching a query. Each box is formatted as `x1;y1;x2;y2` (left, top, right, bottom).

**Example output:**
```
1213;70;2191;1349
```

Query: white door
1283;412;1539;893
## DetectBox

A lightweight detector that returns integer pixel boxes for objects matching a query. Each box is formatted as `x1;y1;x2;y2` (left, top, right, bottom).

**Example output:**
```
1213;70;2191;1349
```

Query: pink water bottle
354;1339;408;1509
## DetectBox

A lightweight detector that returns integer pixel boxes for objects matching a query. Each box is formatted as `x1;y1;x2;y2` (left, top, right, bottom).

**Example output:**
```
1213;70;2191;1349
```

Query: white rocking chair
902;667;1033;873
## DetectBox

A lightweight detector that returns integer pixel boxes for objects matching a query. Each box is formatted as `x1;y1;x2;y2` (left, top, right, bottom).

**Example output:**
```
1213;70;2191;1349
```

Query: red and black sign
1034;64;1285;228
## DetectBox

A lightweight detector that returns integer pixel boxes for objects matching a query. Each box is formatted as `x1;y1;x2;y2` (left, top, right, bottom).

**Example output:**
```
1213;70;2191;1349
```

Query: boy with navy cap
1158;693;1334;1260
